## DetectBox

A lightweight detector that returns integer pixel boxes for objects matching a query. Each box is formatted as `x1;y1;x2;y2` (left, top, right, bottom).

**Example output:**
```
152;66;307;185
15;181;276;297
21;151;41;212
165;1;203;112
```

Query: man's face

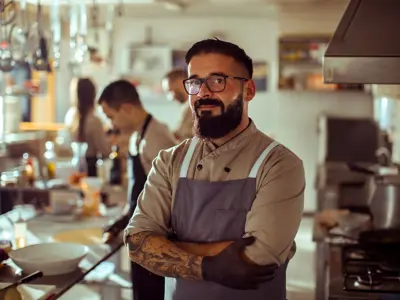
100;102;133;132
186;53;255;139
161;77;187;104
90;50;103;64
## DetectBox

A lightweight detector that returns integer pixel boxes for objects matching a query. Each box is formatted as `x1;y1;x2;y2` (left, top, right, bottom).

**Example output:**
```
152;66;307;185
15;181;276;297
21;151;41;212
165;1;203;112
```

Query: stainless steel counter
0;206;129;299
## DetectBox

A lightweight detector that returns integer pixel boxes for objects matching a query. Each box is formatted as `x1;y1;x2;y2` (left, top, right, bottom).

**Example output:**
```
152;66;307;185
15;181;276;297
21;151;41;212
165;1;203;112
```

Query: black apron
86;157;98;177
127;114;165;300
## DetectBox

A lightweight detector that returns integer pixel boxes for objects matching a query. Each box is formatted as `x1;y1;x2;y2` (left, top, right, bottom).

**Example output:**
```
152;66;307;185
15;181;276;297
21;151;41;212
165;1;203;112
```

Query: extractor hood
323;0;400;85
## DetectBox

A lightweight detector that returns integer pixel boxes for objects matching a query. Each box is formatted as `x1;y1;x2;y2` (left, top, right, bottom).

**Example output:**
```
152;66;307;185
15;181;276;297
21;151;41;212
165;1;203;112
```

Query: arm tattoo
127;231;203;280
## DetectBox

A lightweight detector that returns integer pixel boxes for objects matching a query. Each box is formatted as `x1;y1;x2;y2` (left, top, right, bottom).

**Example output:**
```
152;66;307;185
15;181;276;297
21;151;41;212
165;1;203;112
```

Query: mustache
194;98;224;110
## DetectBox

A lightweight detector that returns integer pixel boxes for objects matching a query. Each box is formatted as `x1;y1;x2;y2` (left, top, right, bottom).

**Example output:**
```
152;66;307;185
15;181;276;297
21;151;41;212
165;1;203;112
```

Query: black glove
201;237;279;290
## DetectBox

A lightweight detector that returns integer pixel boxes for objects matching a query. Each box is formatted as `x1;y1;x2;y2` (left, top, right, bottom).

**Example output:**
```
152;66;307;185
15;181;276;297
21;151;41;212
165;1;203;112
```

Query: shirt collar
200;119;258;158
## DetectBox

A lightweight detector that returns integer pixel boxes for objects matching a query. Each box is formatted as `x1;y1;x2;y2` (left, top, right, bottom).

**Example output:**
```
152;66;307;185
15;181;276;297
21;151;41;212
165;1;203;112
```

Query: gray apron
166;137;288;300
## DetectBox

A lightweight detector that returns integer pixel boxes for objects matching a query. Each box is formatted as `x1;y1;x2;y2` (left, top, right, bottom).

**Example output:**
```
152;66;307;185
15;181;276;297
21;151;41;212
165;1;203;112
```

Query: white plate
8;243;89;276
0;282;56;300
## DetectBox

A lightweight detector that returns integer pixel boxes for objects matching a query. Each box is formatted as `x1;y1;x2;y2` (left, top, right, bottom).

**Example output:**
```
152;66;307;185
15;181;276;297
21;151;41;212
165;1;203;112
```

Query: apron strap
179;137;199;178
249;141;280;178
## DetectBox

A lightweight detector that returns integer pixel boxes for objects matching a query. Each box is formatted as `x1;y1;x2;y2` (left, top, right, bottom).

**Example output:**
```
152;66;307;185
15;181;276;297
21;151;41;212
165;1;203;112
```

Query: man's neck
132;109;149;131
210;116;250;147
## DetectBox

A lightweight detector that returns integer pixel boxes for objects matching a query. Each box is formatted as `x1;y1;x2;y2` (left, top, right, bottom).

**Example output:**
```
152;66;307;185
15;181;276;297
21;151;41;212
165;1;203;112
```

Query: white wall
113;12;373;212
278;1;350;35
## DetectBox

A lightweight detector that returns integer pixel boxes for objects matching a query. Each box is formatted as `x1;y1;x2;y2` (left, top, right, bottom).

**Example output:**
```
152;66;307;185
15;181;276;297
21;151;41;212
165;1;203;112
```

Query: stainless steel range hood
323;0;400;84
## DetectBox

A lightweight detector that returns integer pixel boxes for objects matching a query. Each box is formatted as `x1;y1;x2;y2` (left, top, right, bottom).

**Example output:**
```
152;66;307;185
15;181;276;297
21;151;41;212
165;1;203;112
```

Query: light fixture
24;0;155;5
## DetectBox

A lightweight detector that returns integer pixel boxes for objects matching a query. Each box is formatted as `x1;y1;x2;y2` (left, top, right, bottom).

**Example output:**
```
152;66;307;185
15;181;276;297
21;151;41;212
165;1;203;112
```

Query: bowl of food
8;243;89;276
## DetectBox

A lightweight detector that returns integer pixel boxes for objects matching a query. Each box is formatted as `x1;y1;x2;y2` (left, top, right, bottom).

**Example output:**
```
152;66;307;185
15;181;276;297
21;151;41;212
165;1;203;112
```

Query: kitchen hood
323;0;400;84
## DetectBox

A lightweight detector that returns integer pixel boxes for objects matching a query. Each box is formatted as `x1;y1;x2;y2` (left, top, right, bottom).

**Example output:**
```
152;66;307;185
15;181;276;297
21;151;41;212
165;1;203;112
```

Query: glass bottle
109;145;121;185
14;210;27;249
44;141;57;179
71;142;88;174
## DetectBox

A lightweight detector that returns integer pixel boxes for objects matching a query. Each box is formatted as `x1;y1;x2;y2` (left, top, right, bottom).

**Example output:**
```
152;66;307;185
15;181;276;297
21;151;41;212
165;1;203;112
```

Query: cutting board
0;283;56;300
51;228;104;245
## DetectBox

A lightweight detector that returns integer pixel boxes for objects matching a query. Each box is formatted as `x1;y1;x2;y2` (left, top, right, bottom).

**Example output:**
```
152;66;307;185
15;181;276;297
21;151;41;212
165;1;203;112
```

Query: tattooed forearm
127;231;203;280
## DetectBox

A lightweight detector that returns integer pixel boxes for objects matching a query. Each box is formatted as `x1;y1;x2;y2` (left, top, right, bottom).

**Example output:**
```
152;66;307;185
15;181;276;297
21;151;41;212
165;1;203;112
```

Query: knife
0;270;43;293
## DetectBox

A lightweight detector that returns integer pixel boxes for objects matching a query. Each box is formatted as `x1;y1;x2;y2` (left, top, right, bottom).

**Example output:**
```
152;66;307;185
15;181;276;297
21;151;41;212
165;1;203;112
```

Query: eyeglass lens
184;75;226;95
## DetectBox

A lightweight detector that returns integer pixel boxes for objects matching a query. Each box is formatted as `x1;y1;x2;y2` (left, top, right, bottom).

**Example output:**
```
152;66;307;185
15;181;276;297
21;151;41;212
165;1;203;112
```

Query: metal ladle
0;41;15;72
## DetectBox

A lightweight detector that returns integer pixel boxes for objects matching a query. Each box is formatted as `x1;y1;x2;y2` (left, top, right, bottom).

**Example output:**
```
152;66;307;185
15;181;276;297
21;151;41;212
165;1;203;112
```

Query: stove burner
342;245;400;293
380;260;400;273
356;273;382;286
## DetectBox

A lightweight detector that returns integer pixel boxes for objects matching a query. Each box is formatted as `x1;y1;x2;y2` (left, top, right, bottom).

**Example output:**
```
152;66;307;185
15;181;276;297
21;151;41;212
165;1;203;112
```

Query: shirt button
197;164;203;170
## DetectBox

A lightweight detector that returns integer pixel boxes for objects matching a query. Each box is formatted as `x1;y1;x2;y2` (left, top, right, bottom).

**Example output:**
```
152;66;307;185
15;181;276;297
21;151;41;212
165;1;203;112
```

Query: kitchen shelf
278;35;365;92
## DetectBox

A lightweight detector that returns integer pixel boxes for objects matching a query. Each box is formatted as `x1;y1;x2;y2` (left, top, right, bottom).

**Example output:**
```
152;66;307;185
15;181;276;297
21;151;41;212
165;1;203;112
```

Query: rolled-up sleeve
244;148;305;266
123;148;174;244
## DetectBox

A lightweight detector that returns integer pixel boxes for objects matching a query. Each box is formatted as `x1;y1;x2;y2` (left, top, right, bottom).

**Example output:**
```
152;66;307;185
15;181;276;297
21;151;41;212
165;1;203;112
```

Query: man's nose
197;82;212;98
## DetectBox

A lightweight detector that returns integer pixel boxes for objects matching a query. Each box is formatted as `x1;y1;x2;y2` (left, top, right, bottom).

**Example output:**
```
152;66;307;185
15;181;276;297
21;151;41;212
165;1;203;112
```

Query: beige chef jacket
174;103;193;141
124;121;305;265
129;116;178;175
70;113;111;158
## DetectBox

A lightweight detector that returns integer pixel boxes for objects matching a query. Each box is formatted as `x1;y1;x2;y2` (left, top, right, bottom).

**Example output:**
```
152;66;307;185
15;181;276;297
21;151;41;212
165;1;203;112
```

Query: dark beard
193;96;243;139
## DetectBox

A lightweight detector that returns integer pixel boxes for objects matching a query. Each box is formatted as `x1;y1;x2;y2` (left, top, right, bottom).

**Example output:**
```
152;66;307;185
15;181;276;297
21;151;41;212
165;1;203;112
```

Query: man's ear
243;80;256;102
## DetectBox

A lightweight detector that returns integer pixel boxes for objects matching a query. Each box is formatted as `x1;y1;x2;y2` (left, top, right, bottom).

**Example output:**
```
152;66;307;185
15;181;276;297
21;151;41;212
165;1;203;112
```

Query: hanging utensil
116;0;124;17
76;0;88;63
0;25;15;72
91;0;99;44
0;0;16;26
69;0;78;65
105;4;114;66
31;0;51;72
50;0;61;69
8;0;30;63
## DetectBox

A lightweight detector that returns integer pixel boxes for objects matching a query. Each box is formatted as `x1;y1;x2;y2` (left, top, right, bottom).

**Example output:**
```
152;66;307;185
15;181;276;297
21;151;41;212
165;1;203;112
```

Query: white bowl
9;243;89;276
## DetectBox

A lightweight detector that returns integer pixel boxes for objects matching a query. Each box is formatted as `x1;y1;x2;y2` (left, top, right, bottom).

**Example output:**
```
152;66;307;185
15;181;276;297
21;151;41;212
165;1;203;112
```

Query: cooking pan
347;163;400;229
359;229;400;271
359;228;400;247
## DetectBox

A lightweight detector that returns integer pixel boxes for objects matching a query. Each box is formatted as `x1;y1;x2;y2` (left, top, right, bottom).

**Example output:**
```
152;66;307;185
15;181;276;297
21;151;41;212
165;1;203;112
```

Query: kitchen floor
286;217;315;300
60;217;316;300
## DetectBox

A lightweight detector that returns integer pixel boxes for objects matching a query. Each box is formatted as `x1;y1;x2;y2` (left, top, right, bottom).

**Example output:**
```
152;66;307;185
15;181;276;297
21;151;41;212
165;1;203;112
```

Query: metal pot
348;163;400;229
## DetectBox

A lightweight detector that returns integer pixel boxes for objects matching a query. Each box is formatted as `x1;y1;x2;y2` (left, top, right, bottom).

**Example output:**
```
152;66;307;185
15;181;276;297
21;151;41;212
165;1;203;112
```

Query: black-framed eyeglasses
183;74;248;95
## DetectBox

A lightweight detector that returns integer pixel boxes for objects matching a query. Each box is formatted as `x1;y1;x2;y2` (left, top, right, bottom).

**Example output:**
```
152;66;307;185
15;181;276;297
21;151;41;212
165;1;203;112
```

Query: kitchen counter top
0;206;128;299
3;131;46;144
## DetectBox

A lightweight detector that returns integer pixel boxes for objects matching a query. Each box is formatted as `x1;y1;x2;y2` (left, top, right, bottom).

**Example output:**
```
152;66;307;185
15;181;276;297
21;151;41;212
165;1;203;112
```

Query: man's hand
202;237;278;290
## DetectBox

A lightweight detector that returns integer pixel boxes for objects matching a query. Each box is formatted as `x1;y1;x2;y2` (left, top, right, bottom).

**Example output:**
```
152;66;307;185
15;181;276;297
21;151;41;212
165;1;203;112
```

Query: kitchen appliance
323;0;400;84
342;236;400;294
347;163;400;229
318;115;380;164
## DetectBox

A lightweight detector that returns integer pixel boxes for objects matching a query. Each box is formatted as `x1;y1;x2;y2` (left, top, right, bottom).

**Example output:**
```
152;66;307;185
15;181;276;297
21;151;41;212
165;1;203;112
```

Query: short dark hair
185;38;253;78
163;68;188;81
98;80;142;109
76;77;96;142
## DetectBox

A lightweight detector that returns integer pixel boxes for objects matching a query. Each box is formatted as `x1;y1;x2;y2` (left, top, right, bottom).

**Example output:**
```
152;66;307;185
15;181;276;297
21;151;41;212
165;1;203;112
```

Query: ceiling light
24;0;155;5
